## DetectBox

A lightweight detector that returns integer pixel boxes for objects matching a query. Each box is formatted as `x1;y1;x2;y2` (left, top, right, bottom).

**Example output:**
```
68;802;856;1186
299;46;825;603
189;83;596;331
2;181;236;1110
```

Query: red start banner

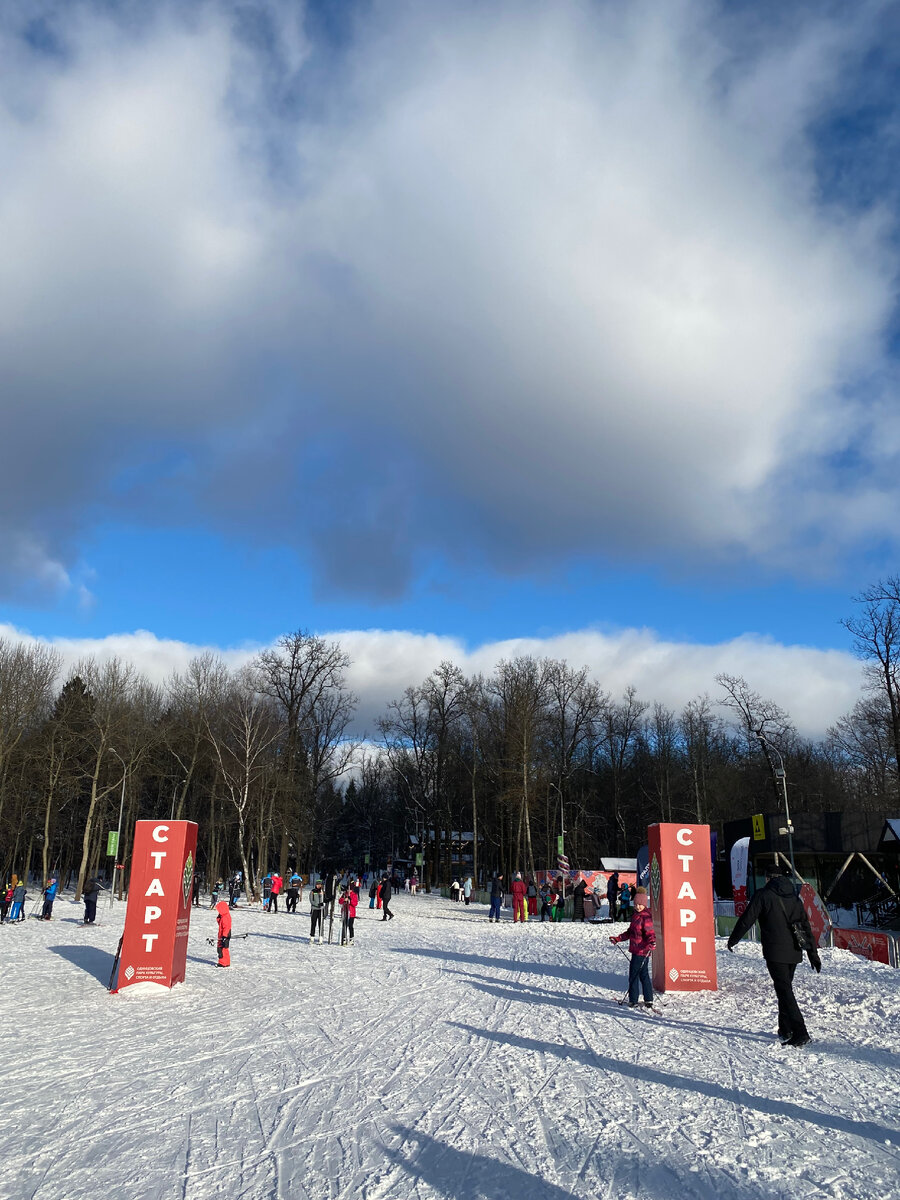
832;927;893;966
113;821;198;992
648;823;717;993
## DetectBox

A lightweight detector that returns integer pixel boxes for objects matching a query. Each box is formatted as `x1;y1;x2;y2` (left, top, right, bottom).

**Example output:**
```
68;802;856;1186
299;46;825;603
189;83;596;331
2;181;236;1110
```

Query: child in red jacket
339;884;358;945
610;886;655;1008
215;900;232;967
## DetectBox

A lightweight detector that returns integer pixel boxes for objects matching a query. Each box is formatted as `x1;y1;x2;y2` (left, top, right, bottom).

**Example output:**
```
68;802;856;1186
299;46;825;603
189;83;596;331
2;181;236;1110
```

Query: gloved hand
608;936;616;944
807;949;821;973
726;941;736;953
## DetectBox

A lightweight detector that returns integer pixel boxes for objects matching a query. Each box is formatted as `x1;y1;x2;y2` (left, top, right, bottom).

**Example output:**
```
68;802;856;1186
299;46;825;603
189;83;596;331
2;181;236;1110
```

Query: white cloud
0;620;863;739
0;1;896;598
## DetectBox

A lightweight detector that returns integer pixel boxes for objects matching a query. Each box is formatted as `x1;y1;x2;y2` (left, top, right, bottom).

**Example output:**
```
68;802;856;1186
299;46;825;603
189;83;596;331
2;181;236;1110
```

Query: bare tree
203;665;281;900
0;640;61;830
841;579;900;801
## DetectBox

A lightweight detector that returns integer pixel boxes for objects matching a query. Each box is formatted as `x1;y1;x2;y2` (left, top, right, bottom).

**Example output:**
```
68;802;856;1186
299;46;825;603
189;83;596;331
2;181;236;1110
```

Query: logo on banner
124;965;135;980
650;854;661;910
182;852;194;907
669;967;679;981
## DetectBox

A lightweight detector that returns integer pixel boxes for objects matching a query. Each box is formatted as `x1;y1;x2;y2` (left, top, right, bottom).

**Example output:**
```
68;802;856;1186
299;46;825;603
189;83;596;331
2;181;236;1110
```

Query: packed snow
2;890;899;1200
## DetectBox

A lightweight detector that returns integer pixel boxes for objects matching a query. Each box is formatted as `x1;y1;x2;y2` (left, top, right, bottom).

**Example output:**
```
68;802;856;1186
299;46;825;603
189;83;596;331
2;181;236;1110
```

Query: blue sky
1;0;899;729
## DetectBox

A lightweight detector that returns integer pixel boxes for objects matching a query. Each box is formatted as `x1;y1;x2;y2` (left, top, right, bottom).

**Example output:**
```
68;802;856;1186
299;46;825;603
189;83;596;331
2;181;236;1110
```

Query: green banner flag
107;831;118;856
557;835;564;855
415;853;423;867
364;852;370;865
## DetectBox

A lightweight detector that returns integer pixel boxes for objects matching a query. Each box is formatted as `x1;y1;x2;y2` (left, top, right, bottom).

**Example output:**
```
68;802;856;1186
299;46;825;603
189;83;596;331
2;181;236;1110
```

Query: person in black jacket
727;865;821;1047
572;873;587;922
380;876;394;921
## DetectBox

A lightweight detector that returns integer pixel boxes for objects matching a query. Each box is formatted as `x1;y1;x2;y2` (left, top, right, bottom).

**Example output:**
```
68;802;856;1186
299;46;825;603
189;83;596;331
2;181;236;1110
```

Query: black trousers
310;909;323;937
382;899;393;919
766;959;807;1038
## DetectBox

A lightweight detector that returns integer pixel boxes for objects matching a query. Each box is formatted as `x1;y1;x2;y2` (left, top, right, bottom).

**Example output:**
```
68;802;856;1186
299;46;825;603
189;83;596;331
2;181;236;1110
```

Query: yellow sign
752;814;766;841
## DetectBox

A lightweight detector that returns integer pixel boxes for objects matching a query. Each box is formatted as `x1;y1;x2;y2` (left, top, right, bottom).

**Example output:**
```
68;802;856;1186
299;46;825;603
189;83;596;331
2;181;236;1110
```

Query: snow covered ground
2;891;899;1200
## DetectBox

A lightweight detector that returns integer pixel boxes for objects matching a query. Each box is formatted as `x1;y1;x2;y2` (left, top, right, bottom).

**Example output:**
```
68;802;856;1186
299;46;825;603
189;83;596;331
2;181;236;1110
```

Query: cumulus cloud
0;0;897;600
0;620;864;739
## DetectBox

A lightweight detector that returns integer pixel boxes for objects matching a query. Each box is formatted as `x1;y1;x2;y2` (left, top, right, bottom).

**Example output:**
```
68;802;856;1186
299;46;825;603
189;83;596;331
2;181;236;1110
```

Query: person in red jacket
511;872;527;923
269;872;283;913
215;900;232;967
339;883;358;945
610;886;655;1008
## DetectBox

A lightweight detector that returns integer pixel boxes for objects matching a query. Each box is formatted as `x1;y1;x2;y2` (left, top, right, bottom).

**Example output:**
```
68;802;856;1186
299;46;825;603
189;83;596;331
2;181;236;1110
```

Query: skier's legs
627;954;644;1005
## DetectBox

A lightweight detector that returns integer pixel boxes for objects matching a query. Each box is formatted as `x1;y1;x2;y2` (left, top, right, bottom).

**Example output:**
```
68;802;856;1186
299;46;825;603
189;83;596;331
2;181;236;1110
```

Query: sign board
557;836;564;855
648;823;717;994
415;853;423;867
107;831;119;856
832;927;892;966
364;853;370;865
730;837;750;916
751;814;766;841
112;821;198;993
799;882;832;949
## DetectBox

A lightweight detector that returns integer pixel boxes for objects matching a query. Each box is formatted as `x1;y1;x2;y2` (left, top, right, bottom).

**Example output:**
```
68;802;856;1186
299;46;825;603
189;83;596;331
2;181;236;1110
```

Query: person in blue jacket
41;877;59;920
9;880;27;921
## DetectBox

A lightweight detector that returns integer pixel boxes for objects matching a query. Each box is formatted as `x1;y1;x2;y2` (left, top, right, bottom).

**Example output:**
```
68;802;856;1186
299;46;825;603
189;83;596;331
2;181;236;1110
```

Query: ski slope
1;891;899;1200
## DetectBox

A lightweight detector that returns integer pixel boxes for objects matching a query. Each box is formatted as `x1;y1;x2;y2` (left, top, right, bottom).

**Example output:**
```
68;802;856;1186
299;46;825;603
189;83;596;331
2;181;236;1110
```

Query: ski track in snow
2;896;900;1200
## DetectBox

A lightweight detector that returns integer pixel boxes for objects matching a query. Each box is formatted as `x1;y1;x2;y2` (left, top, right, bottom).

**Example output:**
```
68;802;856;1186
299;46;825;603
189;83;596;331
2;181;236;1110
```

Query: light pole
109;747;127;907
754;732;797;883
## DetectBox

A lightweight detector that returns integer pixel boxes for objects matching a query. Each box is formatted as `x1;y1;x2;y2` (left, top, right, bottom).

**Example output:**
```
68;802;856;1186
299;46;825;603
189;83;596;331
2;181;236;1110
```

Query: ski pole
108;935;124;991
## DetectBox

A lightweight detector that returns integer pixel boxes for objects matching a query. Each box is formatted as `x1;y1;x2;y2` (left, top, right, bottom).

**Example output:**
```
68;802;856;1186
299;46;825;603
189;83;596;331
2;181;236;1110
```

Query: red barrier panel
113;821;198;992
649;823;717;993
831;927;892;965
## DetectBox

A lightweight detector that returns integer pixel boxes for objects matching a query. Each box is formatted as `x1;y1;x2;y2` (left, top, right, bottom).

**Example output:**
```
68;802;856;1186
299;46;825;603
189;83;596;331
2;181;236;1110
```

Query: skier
606;871;620;921
309;880;325;944
192;874;201;907
211;878;223;908
41;876;59;921
488;873;503;922
215;900;232;967
380;875;395;921
368;878;378;909
511;873;527;923
727;864;820;1047
553;879;566;922
82;876;102;924
269;872;283;914
610;886;656;1009
261;872;273;911
228;871;242;909
450;878;460;903
286;875;300;914
539;881;553;922
339;883;358;945
9;880;27;922
572;873;587;922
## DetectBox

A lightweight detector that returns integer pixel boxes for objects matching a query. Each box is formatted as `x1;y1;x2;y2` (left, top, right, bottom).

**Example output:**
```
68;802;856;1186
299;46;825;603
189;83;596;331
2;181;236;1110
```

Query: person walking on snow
215;900;232;967
606;872;619;921
380;876;395;921
463;877;473;905
489;873;503;922
512;873;528;923
339;883;358;944
82;876;102;924
41;877;58;920
727;864;819;1047
610;886;656;1009
450;878;460;903
261;872;273;911
9;880;27;922
269;872;283;913
309;880;325;943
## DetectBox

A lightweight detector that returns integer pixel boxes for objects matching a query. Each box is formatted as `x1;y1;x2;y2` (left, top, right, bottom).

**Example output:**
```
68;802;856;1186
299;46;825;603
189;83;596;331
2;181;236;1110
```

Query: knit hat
633;887;648;901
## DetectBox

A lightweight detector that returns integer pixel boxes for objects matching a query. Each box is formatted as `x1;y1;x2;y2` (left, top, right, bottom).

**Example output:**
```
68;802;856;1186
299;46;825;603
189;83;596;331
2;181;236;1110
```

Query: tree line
1;577;898;896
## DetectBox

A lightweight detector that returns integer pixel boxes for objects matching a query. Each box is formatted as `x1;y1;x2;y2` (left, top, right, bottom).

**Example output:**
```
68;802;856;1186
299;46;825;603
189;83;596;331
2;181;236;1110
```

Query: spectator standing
511;873;528;923
381;876;395;921
489;873;503;922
